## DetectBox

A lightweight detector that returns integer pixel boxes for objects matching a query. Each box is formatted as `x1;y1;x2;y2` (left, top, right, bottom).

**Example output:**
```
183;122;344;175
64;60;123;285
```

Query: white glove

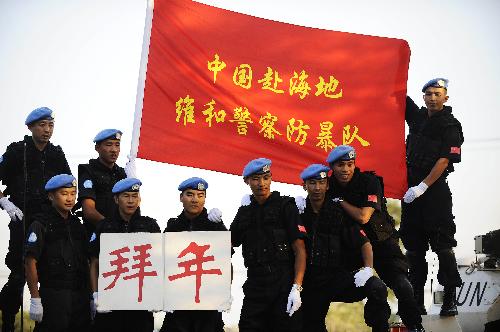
30;297;43;322
125;155;137;178
403;182;428;203
0;197;23;221
218;295;233;313
354;267;374;287
241;194;251;207
93;291;111;313
286;284;302;317
90;296;96;320
207;208;222;223
294;196;306;214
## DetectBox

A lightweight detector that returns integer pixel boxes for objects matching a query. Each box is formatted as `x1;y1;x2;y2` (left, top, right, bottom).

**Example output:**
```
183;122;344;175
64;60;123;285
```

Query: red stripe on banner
138;0;410;198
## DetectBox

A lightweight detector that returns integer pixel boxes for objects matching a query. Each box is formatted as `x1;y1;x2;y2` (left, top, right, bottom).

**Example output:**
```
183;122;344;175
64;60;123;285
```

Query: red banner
138;0;410;198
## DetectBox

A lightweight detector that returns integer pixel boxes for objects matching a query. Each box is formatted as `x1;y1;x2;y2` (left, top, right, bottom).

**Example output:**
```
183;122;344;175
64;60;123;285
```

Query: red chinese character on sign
102;244;158;303
102;246;130;291
168;242;222;303
123;244;158;302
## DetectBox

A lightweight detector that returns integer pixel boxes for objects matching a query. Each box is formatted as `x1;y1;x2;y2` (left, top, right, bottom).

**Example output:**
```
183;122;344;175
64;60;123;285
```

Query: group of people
0;77;464;332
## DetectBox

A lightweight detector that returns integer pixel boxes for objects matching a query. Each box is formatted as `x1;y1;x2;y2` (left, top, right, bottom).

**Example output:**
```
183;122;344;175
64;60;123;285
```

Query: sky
1;0;500;327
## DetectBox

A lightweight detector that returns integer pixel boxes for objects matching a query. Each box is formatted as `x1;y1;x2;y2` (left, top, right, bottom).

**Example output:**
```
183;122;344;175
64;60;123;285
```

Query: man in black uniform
0;107;71;331
25;174;90;331
402;78;464;316
297;163;391;332
230;158;306;332
78;129;126;238
326;145;424;331
160;177;226;332
89;177;160;332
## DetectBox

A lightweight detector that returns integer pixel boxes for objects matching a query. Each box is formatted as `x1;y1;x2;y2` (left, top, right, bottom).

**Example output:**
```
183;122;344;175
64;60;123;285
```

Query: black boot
440;287;458;316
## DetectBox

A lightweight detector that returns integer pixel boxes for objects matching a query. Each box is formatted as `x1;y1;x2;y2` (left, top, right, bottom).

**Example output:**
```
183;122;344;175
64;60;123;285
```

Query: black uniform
300;195;390;332
77;158;126;237
24;207;91;332
160;208;226;332
329;168;422;328
401;96;463;296
230;191;306;332
89;208;160;332
0;135;71;328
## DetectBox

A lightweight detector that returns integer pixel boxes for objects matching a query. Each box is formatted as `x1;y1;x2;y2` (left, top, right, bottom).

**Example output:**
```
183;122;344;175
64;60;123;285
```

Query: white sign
97;232;231;311
98;233;164;311
164;231;232;311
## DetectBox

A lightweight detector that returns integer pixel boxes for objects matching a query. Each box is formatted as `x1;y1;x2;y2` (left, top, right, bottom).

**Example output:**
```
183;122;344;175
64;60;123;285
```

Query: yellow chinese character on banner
202;100;226;127
233;64;253;89
315;75;343;99
175;95;195;126
257;67;284;94
258;112;282;139
287;118;310;145
289;70;311;99
343;124;370;146
207;54;226;84
229;106;253;135
316;121;337;151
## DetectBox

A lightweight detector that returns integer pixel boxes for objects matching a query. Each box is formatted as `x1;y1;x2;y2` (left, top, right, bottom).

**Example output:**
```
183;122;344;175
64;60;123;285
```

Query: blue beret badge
27;232;37;243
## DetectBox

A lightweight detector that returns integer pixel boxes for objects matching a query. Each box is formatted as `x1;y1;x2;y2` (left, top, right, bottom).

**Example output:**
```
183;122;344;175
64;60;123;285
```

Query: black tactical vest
233;193;294;268
36;211;89;289
330;169;394;242
406;108;463;174
99;209;158;234
303;198;344;268
80;159;126;220
3;136;70;218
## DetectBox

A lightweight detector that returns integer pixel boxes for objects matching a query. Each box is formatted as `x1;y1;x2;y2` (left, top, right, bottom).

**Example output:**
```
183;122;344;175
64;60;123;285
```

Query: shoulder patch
90;232;96;242
83;179;93;189
27;232;37;243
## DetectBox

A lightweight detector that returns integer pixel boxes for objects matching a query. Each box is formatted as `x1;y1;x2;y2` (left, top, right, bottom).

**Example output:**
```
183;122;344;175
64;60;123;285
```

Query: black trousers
373;237;422;327
0;220;26;327
160;310;224;332
401;177;462;289
302;266;390;332
33;287;90;332
239;265;302;332
93;310;153;332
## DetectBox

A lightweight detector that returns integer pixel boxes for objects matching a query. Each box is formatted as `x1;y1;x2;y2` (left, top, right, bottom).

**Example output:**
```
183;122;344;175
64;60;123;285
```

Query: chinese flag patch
450;147;461;154
298;225;307;233
367;195;378;203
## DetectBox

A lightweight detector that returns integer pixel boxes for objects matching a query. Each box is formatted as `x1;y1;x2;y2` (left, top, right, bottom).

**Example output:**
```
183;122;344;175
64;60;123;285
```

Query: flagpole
128;0;154;170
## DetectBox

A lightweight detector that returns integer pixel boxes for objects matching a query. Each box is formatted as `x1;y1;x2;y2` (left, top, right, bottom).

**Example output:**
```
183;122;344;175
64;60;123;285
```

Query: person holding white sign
25;174;91;332
231;158;307;332
160;177;226;332
89;177;160;332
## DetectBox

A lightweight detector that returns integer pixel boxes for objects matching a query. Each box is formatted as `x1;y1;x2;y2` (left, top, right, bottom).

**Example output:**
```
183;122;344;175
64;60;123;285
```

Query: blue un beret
326;145;356;165
300;164;330;181
422;78;449;93
242;158;272;178
45;174;77;191
93;129;123;143
25;107;54;126
178;177;208;192
112;178;142;194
